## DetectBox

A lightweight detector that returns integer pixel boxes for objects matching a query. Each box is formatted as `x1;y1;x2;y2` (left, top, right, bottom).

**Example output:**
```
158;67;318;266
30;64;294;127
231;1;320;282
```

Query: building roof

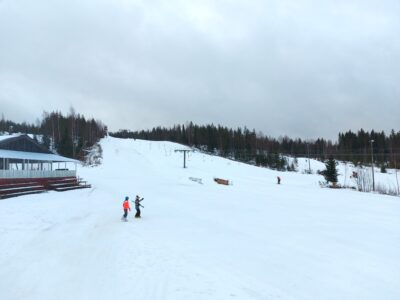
0;134;22;142
0;149;78;163
0;134;52;154
0;134;78;162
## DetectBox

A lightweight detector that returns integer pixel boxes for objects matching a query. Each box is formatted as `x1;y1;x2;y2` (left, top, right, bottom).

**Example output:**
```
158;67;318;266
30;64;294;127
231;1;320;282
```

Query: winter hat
125;196;129;200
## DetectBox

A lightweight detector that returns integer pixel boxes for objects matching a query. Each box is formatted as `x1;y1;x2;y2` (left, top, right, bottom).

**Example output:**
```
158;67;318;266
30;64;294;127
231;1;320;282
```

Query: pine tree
324;156;338;185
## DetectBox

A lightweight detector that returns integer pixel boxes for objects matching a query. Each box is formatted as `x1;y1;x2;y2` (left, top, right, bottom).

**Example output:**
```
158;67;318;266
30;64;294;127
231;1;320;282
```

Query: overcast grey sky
0;0;399;140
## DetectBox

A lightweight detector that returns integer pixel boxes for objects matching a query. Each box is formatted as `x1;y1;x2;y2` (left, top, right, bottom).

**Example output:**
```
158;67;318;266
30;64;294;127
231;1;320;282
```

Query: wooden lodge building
0;134;90;199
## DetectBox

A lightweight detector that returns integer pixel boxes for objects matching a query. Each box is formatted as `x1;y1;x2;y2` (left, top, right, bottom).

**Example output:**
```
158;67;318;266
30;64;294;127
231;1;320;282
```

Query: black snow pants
123;209;128;219
135;208;141;218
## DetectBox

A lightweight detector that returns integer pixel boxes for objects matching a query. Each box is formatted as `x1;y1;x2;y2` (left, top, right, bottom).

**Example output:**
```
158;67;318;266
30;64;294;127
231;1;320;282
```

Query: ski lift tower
175;149;194;168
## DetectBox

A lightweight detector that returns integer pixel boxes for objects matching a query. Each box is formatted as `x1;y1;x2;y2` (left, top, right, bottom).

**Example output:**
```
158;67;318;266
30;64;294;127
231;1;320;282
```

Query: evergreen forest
2;111;399;170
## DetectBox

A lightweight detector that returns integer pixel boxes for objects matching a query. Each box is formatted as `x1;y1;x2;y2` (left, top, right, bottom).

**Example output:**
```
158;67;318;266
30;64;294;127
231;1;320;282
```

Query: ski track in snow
1;137;400;300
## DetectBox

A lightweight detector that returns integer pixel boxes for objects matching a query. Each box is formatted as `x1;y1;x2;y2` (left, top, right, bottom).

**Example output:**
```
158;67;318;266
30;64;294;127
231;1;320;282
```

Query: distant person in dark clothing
277;176;281;184
134;195;144;218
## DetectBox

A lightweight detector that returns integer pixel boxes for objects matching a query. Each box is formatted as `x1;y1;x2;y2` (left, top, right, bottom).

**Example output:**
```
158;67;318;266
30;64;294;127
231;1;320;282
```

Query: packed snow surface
1;137;399;300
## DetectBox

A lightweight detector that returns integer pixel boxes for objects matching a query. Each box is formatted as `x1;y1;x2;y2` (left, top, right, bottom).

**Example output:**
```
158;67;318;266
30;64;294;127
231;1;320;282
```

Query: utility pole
370;140;375;192
175;149;194;168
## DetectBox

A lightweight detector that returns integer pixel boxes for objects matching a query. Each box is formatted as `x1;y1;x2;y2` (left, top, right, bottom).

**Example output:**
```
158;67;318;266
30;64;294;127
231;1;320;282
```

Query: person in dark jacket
134;195;144;218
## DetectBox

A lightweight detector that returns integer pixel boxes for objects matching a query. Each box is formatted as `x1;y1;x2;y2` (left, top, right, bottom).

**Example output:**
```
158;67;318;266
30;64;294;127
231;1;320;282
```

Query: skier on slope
134;195;144;218
122;196;131;221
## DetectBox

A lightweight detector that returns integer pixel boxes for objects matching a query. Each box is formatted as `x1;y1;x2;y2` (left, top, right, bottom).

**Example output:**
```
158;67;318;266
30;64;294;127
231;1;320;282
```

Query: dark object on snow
134;195;144;218
214;178;229;185
277;176;281;184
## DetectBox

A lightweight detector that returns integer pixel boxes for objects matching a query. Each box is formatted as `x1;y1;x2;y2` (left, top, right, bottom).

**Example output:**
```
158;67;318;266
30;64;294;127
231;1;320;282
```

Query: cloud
0;0;399;140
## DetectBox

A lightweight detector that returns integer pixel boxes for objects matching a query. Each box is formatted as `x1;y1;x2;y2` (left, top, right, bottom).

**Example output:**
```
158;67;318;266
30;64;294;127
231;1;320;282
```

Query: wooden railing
0;170;77;179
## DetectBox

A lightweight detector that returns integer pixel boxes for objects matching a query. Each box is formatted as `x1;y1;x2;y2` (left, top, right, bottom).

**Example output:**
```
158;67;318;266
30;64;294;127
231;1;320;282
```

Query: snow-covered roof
0;134;22;142
0;149;78;163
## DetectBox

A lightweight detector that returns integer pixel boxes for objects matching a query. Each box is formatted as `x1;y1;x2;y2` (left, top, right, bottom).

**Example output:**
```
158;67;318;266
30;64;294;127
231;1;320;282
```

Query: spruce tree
324;156;338;184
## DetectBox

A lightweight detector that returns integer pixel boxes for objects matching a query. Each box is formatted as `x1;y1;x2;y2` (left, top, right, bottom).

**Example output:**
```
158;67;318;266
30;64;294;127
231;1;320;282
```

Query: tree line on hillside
0;110;107;160
111;123;400;170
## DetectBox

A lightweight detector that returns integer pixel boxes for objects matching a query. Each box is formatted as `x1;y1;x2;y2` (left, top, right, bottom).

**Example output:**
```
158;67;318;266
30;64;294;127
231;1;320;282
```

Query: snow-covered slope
1;137;399;300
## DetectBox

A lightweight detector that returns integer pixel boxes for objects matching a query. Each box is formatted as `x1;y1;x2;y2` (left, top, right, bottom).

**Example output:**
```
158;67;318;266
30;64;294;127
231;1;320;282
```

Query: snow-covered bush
375;183;399;196
353;167;373;192
84;143;103;166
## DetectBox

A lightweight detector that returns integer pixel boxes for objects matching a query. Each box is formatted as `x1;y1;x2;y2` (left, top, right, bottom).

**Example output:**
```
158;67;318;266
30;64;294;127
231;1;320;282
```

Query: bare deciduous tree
353;167;373;192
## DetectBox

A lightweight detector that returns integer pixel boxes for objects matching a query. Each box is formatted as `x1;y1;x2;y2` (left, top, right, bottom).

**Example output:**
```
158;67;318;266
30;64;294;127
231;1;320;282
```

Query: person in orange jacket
122;196;131;221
